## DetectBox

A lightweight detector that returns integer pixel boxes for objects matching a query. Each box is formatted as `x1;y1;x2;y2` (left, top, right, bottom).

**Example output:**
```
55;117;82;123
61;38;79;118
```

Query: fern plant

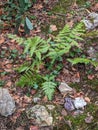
47;22;85;62
42;75;57;100
55;22;85;44
16;69;43;88
8;22;98;100
8;35;50;70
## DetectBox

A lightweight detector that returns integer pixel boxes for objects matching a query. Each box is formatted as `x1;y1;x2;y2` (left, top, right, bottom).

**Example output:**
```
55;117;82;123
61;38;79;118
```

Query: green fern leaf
17;70;42;88
67;58;98;67
67;58;91;65
42;81;57;100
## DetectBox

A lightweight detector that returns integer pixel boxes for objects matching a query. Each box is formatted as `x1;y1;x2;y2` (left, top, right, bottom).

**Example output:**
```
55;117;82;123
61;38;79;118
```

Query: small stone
64;97;75;111
26;105;53;126
83;12;98;30
58;82;73;95
87;47;95;58
95;101;98;106
46;105;55;110
85;115;93;124
73;97;87;109
33;97;41;103
0;88;16;117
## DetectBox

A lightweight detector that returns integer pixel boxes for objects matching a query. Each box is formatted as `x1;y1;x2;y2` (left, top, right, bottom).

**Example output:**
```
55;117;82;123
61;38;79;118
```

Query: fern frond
67;58;98;67
55;22;85;45
42;81;57;100
23;36;50;58
17;70;42;88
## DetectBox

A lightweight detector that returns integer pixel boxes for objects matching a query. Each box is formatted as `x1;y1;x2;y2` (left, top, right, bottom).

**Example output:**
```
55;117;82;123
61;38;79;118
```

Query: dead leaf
93;3;98;11
16;126;24;130
30;126;39;130
19;27;24;33
76;72;80;78
85;97;90;103
0;9;2;15
30;89;37;95
6;63;12;69
10;39;16;43
87;75;95;80
35;29;41;33
34;4;43;10
23;95;31;103
50;25;57;32
42;96;48;102
6;81;12;87
0;37;5;44
73;92;84;98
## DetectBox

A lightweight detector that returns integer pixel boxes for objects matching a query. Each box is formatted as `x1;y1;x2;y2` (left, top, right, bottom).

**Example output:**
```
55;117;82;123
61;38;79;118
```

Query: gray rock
87;47;96;58
64;97;75;111
95;101;98;105
33;97;41;103
26;105;53;126
0;88;15;117
73;97;87;109
58;82;73;95
46;105;55;110
83;12;98;30
85;115;93;124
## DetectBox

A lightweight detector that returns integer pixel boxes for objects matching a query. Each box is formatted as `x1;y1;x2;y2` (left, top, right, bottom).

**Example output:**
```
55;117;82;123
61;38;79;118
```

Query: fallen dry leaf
30;89;37;95
30;126;39;130
76;72;80;78
13;95;20;100
42;96;48;102
87;75;95;80
23;95;32;103
6;81;12;87
92;3;98;11
73;92;84;98
50;25;57;32
85;97;90;103
33;4;43;10
0;37;5;44
0;9;2;15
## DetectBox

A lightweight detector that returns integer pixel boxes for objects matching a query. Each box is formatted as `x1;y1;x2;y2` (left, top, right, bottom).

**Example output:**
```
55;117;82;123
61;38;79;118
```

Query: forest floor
0;0;98;130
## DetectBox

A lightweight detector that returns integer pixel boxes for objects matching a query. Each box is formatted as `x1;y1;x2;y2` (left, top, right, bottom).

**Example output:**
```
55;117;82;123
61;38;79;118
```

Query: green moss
77;0;88;5
86;79;98;91
64;103;98;130
52;0;72;13
69;82;80;91
82;31;98;38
